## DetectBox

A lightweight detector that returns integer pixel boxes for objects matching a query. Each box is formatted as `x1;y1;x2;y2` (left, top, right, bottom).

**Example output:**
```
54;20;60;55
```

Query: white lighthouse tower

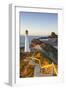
25;30;30;52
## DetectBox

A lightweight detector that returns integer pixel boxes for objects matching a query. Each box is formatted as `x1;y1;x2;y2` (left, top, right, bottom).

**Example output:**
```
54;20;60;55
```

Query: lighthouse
25;30;30;52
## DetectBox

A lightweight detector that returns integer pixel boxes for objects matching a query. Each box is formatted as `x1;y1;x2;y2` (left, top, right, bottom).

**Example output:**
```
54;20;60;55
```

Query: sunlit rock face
30;38;58;64
25;30;30;52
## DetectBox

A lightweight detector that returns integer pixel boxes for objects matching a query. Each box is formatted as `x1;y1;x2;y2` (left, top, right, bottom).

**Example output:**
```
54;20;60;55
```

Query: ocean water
20;35;48;47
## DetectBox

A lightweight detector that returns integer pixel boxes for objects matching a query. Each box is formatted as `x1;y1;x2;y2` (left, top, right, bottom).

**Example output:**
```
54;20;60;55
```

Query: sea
20;35;48;47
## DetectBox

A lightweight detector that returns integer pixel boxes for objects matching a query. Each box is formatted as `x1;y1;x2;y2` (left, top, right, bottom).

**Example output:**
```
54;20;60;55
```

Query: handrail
28;57;57;75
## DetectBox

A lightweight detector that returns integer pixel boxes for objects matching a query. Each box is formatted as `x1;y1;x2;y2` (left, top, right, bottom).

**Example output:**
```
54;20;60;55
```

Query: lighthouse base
25;35;30;52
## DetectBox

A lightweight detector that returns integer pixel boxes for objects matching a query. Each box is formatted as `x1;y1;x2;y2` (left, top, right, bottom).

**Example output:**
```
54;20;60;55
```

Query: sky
20;12;58;36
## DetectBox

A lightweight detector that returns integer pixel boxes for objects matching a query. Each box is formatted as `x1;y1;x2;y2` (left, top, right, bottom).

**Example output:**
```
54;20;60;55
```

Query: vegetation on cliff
20;32;58;77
